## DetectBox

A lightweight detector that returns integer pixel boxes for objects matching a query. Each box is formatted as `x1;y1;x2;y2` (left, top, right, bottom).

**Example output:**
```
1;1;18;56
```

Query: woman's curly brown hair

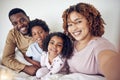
62;2;105;40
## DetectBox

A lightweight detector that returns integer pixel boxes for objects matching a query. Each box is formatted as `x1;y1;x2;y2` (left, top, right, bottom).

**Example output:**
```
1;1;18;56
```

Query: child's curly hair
42;32;73;59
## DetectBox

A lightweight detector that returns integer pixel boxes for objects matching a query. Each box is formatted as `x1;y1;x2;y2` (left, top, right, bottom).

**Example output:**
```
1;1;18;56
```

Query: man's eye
12;22;17;26
20;18;26;23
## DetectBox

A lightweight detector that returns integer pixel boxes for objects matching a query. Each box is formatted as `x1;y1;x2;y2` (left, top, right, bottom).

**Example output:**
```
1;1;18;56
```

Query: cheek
42;34;47;39
14;26;19;30
68;27;72;33
48;44;51;50
33;36;37;40
58;47;63;53
84;27;90;33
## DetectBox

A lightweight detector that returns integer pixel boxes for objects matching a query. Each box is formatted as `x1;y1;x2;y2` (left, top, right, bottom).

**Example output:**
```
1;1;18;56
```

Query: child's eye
49;41;54;44
38;31;43;34
32;33;36;36
57;44;63;47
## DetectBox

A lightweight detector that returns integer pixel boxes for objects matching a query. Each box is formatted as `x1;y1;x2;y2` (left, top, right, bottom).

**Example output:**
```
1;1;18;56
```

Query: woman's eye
67;23;72;27
76;21;81;24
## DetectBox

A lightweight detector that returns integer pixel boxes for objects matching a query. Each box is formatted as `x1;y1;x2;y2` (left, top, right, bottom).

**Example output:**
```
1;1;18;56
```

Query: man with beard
2;8;39;76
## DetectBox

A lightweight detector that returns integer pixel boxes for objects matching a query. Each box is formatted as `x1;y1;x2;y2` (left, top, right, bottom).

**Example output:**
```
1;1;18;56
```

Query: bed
0;50;106;80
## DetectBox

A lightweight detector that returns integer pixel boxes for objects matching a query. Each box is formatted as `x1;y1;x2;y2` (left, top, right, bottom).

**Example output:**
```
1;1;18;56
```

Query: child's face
48;36;63;57
32;26;48;47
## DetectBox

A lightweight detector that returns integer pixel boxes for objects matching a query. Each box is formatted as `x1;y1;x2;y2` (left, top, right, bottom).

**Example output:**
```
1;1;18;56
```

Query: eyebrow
68;17;83;23
50;39;63;44
74;18;82;21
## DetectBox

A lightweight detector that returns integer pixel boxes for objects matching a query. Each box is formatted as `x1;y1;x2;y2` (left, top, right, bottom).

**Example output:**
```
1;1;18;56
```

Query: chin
21;31;28;35
75;37;82;41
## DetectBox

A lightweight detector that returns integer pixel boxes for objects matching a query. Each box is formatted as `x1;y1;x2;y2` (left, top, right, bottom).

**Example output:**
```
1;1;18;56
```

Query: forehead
67;11;84;22
32;26;44;31
51;36;63;43
10;12;28;22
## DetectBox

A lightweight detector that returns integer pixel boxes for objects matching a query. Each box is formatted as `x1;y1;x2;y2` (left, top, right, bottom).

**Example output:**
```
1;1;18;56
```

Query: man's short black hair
8;8;27;19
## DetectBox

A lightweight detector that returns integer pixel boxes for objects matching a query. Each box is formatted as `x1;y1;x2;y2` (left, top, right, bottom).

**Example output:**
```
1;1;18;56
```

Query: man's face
10;12;30;35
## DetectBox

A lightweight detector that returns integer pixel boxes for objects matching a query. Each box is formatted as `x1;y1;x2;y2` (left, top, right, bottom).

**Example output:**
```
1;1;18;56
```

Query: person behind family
1;8;38;76
62;2;120;80
25;18;50;68
36;32;73;79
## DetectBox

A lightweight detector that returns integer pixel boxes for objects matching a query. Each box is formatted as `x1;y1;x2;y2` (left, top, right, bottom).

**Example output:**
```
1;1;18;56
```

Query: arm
1;29;39;76
24;55;41;68
98;50;120;80
46;58;65;76
25;43;41;68
2;30;25;71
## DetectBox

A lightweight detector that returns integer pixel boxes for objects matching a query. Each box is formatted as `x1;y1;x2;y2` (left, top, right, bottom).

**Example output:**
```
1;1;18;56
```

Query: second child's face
48;36;63;57
32;26;48;47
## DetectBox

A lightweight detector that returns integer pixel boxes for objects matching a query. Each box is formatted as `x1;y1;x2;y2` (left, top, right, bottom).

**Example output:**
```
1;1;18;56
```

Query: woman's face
32;26;48;47
48;36;63;57
67;11;91;41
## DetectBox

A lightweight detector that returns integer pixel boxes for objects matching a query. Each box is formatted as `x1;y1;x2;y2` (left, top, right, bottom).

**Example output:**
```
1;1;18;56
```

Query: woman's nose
72;24;78;31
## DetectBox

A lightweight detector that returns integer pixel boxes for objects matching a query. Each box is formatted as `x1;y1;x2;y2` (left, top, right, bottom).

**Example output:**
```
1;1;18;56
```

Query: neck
78;35;93;45
75;35;94;51
48;53;57;64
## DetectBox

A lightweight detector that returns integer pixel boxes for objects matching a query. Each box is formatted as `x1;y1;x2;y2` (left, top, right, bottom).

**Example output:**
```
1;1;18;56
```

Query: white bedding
0;50;106;80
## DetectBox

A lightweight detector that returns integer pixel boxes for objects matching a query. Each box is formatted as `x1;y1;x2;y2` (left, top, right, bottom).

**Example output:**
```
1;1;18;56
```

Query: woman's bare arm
98;50;120;80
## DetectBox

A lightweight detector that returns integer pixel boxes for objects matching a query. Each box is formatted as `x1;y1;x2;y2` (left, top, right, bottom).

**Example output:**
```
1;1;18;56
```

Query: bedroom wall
0;0;120;58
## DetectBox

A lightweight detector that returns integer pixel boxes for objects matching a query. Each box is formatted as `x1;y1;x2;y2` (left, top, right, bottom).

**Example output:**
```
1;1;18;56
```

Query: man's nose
18;22;23;28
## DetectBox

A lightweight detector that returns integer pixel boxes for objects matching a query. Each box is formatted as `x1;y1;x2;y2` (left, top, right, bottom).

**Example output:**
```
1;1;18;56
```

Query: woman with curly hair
62;2;120;80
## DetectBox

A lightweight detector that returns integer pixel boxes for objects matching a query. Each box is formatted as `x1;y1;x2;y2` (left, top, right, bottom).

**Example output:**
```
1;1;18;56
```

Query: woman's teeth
73;31;81;36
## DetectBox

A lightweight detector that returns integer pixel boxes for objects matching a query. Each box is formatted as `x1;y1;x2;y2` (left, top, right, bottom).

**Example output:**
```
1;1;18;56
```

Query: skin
25;26;48;68
32;26;48;48
10;12;39;76
67;11;94;51
67;11;120;80
10;12;29;35
48;36;63;64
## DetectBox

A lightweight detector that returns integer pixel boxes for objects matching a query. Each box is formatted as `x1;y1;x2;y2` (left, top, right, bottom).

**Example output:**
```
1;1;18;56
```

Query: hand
32;61;41;68
22;65;39;76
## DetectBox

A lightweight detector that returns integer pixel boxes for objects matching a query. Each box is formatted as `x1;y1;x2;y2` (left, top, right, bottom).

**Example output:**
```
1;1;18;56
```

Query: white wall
0;0;120;56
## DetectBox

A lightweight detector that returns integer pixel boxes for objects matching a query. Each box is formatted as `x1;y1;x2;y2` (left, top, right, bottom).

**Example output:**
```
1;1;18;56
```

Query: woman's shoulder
92;37;117;52
91;37;113;46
